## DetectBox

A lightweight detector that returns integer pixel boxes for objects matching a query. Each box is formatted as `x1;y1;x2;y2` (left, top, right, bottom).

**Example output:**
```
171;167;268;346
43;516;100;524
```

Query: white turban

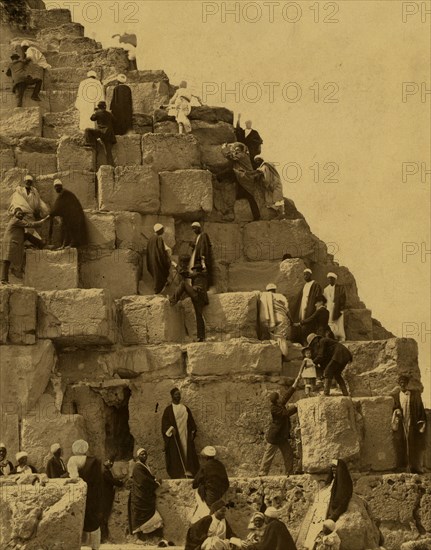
117;73;127;83
16;451;28;461
21;40;30;47
201;446;216;457
264;507;281;518
0;442;6;449
136;448;146;456
266;283;277;291
87;70;97;78
72;440;88;455
191;222;201;228
323;519;336;532
303;268;312;274
50;443;61;454
24;175;33;181
327;272;338;279
153;223;164;232
53;178;63;187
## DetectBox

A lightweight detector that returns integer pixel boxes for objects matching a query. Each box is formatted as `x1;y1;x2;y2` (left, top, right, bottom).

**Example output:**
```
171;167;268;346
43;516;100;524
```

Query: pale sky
47;0;430;404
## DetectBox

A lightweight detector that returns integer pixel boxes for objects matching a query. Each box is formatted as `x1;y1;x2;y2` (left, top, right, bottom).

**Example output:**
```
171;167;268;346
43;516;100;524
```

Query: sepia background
46;0;430;404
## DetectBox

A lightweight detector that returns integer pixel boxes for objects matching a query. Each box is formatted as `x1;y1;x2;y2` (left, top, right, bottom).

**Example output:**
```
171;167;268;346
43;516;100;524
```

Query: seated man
6;53;42;106
84;101;116;166
242;507;297;550
185;500;238;550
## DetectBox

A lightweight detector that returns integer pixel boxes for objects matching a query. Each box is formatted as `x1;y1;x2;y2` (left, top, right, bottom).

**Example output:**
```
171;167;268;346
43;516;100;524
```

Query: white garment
245;128;252;138
8;186;49;240
172;403;188;460
190;233;201;269
301;482;334;549
324;284;345;341
133;510;163;534
208;516;227;538
82;527;101;550
300;280;314;320
66;454;86;479
25;46;51;69
75;77;105;131
191;489;210;523
15;464;32;474
400;390;410;432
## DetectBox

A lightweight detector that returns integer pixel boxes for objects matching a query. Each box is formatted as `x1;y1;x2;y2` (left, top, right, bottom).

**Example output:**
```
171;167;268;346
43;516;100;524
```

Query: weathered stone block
0;479;87;550
0;340;56;417
298;397;361;472
85;211;116;249
153;120;178;134
112;134;142;166
243;219;326;262
80;248;141;299
46;67;89;91
98;165;160;213
114;212;175;252
344;338;421;396
29;8;72;28
24;248;79;291
43;109;80;139
160;169;213;218
57;134;95;172
14;137;57;175
132;113;153;134
119;295;185;345
344;308;373;340
234;198;254;222
336;494;381;550
36;22;84;45
142;133;201;172
0;285;37;344
186;339;281;376
211;178;236;221
37;289;116;345
0;107;42;139
0;143;16;171
47;89;75;112
0;413;19;465
36;171;97;210
228;260;281;293
276;257;309;303
106;81;170;114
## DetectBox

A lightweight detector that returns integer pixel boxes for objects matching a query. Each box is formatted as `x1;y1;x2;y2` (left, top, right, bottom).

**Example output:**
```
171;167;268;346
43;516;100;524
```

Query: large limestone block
336;494;381;550
114;212;175;252
14;137;57;176
0;340;56;418
298;397;361;472
160;169;213;218
22;397;86;471
186;339;281;376
43;109;80;139
133;113;153;134
24;248;79;291
0;285;37;344
119;295;185;345
36;22;84;45
37;289;116;345
191;120;236;173
46;67;89;90
211;178;236;221
344;338;421;396
57;134;95;172
228;260;280;292
182;291;259;340
354;396;397;471
189;106;234;124
48;89;76;112
85;211;116;249
111;134;142;167
0;413;19;464
0;479;86;550
0;107;42;139
98;165;160;213
0;142;16;171
243;219;326;262
80;248;141;299
29;8;71;28
108;81;169;114
58;344;185;384
276;258;309;302
36;171;97;210
142;133;201;172
344;308;373;340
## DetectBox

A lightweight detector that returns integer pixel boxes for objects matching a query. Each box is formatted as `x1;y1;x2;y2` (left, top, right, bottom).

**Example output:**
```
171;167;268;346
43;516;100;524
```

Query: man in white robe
75;70;105;131
323;272;346;341
259;283;291;357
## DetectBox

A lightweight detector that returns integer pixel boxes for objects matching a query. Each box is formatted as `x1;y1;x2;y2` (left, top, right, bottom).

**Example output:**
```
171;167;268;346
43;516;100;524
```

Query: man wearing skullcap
258;283;291;357
46;443;67;478
75;70;105;131
193;446;230;507
185;499;237;550
190;222;214;287
67;440;103;550
84;100;116;166
49;179;87;249
323;272;347;341
161;387;199;479
314;519;341;550
259;371;301;476
243;507;297;550
6;53;42;106
0;444;14;476
147;223;172;294
14;451;37;474
108;73;133;135
292;269;323;344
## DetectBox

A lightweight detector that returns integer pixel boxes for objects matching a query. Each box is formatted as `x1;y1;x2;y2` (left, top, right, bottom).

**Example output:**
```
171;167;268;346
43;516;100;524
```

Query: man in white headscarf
259;283;291;358
254;155;285;218
323;272;346;341
75;70;105;131
14;451;37;474
67;440;102;550
21;40;51;70
46;443;67;478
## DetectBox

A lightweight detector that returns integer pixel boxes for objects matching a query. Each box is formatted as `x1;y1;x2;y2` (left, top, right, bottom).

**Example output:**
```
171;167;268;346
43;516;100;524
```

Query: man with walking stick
161;387;200;479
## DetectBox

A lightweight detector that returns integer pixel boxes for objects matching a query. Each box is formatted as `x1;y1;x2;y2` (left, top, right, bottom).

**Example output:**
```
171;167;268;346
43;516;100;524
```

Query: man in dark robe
101;458;124;542
49;179;87;248
307;334;352;396
0;444;14;476
326;459;353;522
259;374;300;476
292;269;323;344
109;74;133;135
170;255;209;342
296;295;333;339
46;443;67;478
128;448;164;542
147;223;171;294
185;499;236;550
161;387;199;479
84;100;117;166
235;114;263;168
193;446;229;507
6;53;42;107
245;507;297;550
190;221;214;287
391;375;427;474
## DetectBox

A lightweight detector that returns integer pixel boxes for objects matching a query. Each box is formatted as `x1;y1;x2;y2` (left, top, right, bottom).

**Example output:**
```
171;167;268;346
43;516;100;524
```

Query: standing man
75;70;105;131
235;114;263;168
323;272;347;341
161;387;199;479
6;53;42;106
146;223;172;294
46;443;67;478
84;100;116;166
243;507;297;549
0;444;14;476
296;295;332;339
49;179;87;248
101;458;124;543
391;375;427;474
258;374;301;476
193;446;230;507
109;74;133;135
293;269;322;344
306;333;352;396
190;222;214;288
67;440;103;550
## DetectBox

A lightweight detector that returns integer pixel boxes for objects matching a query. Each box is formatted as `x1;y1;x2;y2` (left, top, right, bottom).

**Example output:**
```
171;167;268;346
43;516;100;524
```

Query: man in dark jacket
235;113;263;168
46;443;67;478
258;374;301;476
185;499;236;550
193;446;229;507
307;333;352;396
84;100;117;166
6;53;42;107
101;458;124;542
